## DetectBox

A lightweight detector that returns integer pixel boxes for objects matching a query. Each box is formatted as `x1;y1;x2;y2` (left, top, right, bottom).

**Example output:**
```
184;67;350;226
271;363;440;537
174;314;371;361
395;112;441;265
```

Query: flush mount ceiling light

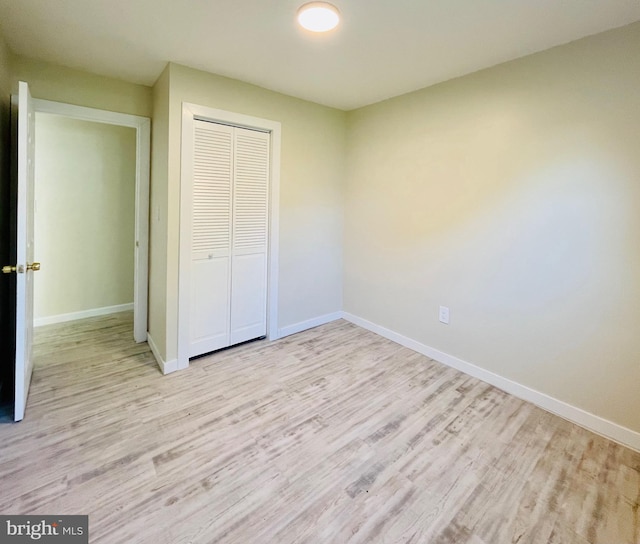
297;2;340;32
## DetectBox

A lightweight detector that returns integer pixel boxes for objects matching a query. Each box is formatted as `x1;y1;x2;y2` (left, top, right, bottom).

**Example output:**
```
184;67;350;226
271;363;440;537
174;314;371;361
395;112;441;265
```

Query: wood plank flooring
0;312;638;543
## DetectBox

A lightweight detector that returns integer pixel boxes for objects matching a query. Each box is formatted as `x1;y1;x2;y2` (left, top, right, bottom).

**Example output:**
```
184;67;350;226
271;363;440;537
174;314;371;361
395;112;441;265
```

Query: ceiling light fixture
297;2;340;33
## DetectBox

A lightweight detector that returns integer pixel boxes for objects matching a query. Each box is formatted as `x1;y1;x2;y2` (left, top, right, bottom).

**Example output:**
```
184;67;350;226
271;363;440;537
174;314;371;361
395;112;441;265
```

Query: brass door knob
2;263;40;274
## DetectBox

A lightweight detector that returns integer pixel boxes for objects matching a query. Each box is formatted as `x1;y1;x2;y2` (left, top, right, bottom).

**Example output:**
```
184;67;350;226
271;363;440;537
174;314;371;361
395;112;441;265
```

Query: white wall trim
177;103;281;371
342;312;640;453
147;333;178;375
34;303;134;327
278;311;343;339
33;98;150;344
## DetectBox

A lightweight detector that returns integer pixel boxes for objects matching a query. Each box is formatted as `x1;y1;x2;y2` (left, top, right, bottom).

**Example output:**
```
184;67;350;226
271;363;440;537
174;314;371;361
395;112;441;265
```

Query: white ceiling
0;0;639;111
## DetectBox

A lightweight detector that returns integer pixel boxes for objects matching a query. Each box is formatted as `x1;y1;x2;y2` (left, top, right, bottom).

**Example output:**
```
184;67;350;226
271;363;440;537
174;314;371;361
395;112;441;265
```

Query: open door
3;81;38;421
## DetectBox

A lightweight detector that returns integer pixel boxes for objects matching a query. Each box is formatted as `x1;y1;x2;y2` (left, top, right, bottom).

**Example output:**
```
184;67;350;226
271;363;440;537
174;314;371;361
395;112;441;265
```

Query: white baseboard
147;333;178;375
34;303;134;327
342;312;640;453
278;311;343;339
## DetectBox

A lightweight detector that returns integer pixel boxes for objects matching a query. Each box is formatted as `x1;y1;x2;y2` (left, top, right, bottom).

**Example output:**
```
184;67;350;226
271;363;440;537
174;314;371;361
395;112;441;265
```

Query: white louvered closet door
190;121;234;357
190;120;270;358
230;128;270;345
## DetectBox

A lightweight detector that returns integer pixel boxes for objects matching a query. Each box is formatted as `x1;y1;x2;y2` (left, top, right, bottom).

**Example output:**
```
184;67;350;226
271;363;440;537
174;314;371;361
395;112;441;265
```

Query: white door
189;121;269;357
189;121;234;357
229;129;269;345
7;81;37;421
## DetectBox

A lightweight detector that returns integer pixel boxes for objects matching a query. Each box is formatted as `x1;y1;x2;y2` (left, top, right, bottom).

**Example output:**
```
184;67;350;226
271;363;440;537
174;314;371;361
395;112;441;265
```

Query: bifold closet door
189;120;270;358
190;121;234;357
230;129;269;345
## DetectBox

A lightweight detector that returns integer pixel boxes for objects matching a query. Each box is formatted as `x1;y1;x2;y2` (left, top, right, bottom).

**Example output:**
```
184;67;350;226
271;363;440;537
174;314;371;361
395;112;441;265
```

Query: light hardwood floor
0;312;638;543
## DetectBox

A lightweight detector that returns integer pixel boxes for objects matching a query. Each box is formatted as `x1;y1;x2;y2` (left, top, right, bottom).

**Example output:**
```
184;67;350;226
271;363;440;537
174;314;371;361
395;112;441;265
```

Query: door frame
33;99;151;343
178;103;281;370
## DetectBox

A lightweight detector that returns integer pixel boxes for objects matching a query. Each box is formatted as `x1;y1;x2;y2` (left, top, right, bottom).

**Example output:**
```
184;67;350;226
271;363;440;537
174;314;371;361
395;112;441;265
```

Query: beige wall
34;114;136;320
149;63;346;361
148;65;170;358
345;22;640;433
11;55;152;117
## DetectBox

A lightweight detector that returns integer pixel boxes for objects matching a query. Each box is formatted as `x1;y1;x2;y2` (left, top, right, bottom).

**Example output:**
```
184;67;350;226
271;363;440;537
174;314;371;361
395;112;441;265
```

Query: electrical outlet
439;306;450;324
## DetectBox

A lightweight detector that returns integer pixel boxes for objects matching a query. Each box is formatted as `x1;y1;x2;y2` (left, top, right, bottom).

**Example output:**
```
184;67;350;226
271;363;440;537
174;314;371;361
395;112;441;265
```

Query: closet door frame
178;103;281;370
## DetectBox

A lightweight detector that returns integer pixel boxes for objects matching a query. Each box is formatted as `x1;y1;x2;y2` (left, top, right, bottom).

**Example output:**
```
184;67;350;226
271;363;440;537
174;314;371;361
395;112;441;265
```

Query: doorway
34;113;136;329
1;91;150;422
32;99;150;343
